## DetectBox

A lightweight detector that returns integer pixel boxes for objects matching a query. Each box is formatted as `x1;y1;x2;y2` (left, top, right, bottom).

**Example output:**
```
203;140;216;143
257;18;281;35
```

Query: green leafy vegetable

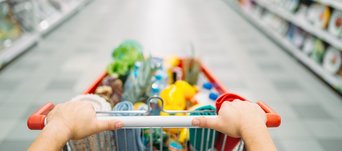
107;40;144;76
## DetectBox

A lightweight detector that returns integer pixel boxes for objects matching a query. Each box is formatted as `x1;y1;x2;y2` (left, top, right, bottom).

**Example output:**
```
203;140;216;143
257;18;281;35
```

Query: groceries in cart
27;40;281;151
82;40;220;151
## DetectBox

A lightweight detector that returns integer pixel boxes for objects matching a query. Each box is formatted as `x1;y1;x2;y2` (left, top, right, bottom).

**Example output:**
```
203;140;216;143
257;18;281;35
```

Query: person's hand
192;100;266;138
45;100;123;140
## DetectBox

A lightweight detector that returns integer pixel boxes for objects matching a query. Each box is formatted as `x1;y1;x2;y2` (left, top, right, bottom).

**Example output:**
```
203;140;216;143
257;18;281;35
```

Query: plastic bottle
149;74;165;96
122;62;141;102
148;74;167;115
150;86;160;96
193;82;214;106
155;67;168;87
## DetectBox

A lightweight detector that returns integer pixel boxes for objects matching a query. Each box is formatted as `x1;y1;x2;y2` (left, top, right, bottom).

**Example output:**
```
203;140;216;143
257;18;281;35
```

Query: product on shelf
323;47;342;76
284;0;300;12
266;13;288;35
286;23;295;38
236;0;342;94
292;26;306;48
238;0;254;11
306;3;331;29
255;4;264;18
8;0;36;32
36;0;59;22
279;20;289;35
0;2;22;49
295;4;309;20
48;0;73;12
311;39;326;64
328;9;342;39
261;11;274;27
302;35;316;56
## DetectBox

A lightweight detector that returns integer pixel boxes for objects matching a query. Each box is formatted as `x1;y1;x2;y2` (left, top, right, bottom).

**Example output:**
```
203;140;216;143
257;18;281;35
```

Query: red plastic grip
216;93;281;127
27;103;55;130
257;102;281;127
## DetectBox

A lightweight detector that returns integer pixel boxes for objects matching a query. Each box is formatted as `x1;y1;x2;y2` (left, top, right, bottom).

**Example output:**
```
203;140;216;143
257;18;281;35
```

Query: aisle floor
0;0;342;150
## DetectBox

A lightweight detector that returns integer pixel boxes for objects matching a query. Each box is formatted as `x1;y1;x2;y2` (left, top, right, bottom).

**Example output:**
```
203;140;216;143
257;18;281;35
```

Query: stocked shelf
227;0;342;93
0;0;91;69
313;0;342;11
255;0;342;51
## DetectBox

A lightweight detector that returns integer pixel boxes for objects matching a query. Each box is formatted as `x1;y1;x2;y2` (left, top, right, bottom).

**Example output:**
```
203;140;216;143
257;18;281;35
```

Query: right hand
192;100;266;138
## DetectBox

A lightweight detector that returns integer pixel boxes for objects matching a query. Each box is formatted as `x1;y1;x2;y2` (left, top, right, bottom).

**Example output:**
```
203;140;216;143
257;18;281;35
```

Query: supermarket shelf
0;33;39;68
255;0;342;51
313;0;342;11
39;0;90;34
0;0;92;69
229;1;342;91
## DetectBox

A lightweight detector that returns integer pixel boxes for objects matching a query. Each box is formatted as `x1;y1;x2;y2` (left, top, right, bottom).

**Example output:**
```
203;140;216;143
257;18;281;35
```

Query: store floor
0;0;342;150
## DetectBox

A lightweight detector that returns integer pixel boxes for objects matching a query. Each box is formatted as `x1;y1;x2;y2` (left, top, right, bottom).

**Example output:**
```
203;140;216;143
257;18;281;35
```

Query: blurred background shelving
0;0;92;68
226;0;342;95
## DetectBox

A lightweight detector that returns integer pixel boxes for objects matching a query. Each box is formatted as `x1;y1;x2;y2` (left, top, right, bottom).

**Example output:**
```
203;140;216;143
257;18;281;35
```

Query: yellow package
160;85;186;110
175;80;196;100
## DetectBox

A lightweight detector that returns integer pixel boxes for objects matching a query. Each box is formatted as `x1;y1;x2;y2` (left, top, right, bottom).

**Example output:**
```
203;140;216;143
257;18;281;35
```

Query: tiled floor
0;0;341;150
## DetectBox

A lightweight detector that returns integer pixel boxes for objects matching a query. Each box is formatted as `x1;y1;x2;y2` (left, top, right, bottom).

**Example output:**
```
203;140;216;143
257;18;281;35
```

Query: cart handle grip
98;116;217;128
27;103;55;130
216;93;281;127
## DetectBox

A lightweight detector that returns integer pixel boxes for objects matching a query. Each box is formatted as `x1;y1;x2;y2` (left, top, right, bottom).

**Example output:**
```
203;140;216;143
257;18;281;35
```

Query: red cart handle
28;93;281;130
27;103;55;130
216;93;281;127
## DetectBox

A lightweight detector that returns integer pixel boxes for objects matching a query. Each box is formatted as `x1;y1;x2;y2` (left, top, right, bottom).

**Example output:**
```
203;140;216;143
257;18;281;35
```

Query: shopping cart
27;59;281;151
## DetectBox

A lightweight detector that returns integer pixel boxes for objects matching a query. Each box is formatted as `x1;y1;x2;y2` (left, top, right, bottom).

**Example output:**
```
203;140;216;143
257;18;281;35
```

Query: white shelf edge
0;33;39;68
255;0;342;51
313;0;342;11
234;4;342;90
39;0;88;34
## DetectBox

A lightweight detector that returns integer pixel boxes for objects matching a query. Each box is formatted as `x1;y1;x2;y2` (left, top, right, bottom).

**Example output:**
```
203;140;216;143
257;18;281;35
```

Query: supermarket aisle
0;0;341;150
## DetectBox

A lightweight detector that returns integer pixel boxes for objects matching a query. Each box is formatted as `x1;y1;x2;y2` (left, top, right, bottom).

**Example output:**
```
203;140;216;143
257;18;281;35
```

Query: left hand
46;100;123;140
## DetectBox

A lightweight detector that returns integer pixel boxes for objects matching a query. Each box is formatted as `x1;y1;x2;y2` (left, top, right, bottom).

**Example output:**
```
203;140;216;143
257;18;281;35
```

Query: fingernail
115;122;123;128
192;119;199;126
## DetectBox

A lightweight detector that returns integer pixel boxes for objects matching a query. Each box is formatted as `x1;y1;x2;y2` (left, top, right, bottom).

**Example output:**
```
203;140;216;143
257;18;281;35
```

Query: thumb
95;120;123;132
192;116;219;129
